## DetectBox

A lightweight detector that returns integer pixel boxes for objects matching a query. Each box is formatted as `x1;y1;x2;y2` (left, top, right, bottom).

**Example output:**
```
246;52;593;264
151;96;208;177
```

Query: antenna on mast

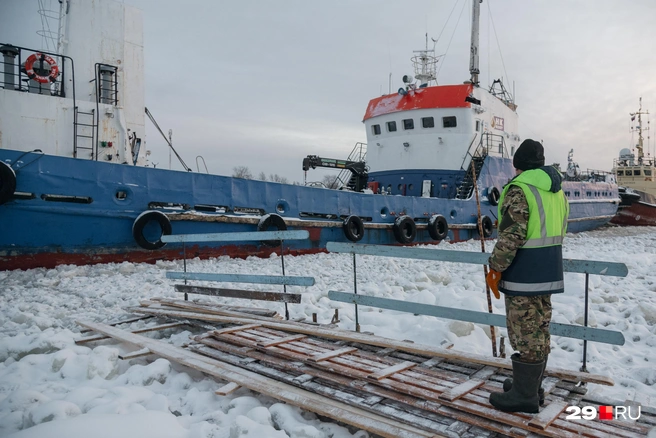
469;0;482;85
631;97;650;162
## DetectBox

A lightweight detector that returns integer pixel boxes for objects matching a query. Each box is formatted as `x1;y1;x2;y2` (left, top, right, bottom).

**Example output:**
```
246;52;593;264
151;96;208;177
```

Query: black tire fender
0;161;17;205
132;210;172;250
480;214;494;238
487;186;500;206
393;215;416;244
343;215;364;242
257;213;287;247
427;214;448;241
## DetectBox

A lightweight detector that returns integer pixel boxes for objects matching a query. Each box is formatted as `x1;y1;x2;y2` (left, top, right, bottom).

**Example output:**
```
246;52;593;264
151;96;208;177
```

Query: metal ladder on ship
73;107;96;159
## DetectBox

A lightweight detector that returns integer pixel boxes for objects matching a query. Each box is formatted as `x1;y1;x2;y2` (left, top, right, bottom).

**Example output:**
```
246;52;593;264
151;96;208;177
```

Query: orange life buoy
25;53;60;84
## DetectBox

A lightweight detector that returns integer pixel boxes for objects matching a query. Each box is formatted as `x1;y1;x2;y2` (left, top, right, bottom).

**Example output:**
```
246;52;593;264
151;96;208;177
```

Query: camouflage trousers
504;294;552;362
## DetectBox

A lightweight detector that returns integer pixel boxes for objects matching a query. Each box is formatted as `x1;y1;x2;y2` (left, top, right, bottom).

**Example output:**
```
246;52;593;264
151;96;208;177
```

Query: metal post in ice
581;273;590;372
280;240;289;321
353;253;360;333
183;242;188;301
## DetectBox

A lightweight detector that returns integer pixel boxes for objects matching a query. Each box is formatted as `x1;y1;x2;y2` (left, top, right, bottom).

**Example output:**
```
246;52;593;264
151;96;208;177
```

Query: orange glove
486;269;501;299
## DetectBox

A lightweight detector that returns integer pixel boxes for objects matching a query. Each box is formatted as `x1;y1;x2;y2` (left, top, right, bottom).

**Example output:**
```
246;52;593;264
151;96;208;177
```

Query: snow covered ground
1;226;655;437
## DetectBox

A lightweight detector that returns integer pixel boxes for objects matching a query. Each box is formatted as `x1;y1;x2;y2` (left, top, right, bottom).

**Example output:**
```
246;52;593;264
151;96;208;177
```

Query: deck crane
302;155;369;192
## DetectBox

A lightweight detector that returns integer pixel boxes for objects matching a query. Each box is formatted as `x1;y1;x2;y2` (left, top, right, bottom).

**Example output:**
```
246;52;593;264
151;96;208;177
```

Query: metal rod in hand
581;273;590;372
471;161;498;357
353;253;360;332
281;240;289;320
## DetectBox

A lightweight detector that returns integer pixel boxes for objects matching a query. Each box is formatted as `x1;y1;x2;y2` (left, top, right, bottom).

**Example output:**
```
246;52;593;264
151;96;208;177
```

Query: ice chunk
87;346;119;380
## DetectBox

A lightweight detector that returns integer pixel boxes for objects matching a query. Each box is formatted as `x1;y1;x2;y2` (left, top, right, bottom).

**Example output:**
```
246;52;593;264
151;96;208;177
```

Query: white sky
2;0;656;182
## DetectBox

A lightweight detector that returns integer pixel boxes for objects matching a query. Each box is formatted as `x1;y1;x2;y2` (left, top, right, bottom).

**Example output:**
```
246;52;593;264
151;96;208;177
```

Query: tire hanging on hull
487;186;500;206
393;215;416;244
428;214;448;241
258;213;287;247
480;215;494;238
343;215;364;242
0;162;16;205
132;210;172;250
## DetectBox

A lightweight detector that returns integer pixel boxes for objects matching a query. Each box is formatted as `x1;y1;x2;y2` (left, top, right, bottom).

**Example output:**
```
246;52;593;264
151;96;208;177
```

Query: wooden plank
309;347;358;363
128;306;615;387
75;322;185;344
542;377;559;397
329;291;625;346
528;401;568;430
470;366;497;381
215;382;241;396
150;298;278;317
174;285;302;303
167;271;315;286
195;336;652;438
419;357;444;369
79;315;154;333
119;347;152;360
367;361;417;381
213;324;262;335
438;379;485;402
77;321;435;438
257;334;307;348
162;230;310;243
325;242;629;277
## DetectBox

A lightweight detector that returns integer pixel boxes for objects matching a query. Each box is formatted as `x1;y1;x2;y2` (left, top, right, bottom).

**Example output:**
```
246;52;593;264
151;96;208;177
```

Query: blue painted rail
166;272;315;287
326;242;628;277
328;291;625;345
164;229;312;320
162;230;310;243
326;241;629;367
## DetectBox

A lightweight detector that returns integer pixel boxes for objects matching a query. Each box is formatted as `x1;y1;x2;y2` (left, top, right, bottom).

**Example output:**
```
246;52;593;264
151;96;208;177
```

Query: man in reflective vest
486;139;569;413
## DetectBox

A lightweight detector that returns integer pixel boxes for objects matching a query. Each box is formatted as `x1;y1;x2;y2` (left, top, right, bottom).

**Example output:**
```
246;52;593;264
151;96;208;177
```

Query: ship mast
469;0;482;85
632;97;650;162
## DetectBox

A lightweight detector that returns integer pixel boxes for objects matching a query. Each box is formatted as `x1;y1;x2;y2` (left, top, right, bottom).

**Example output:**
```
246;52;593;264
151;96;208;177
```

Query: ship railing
460;132;507;172
0;43;69;97
334;141;367;190
326;241;627;371
161;230;315;321
613;157;655;168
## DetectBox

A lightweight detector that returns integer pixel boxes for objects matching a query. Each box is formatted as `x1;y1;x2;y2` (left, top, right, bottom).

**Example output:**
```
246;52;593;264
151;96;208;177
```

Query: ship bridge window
475;120;481;131
617;170;624;176
634;169;641;176
625;170;632;176
386;121;397;132
443;116;457;128
646;169;652;176
421;117;435;128
403;119;414;130
372;124;381;135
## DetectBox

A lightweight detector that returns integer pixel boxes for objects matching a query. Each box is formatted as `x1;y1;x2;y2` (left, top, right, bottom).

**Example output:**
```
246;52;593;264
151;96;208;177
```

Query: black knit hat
513;139;545;171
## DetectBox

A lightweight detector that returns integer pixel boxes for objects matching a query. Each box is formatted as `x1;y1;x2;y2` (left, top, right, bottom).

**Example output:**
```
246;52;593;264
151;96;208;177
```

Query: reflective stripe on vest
500;280;565;292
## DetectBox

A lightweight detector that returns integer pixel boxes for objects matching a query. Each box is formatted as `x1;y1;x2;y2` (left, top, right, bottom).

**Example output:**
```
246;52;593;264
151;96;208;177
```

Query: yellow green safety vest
497;168;570;296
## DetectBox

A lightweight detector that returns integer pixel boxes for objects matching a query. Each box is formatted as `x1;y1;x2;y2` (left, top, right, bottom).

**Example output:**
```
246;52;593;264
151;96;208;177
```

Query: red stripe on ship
363;84;473;121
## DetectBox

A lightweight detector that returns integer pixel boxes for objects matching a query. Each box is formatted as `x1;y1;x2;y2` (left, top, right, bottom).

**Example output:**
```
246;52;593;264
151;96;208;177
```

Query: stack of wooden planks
76;299;656;437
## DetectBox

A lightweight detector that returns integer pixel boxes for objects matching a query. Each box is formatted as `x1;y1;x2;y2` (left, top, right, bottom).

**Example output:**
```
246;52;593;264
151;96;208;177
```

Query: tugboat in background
611;98;656;226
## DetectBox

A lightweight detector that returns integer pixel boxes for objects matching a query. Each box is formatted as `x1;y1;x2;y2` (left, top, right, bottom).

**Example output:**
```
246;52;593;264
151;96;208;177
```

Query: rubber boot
490;355;544;413
503;353;548;406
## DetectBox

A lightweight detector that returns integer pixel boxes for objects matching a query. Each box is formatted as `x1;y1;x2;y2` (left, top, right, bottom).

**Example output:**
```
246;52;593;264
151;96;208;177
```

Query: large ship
0;0;619;271
611;98;656;226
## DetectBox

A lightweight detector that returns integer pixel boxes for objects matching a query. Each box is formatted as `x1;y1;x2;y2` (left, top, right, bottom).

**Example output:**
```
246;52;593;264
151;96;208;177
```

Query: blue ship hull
0;149;618;270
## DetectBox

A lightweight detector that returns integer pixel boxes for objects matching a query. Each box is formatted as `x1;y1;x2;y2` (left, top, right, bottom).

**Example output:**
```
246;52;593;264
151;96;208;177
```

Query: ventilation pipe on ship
0;45;19;90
